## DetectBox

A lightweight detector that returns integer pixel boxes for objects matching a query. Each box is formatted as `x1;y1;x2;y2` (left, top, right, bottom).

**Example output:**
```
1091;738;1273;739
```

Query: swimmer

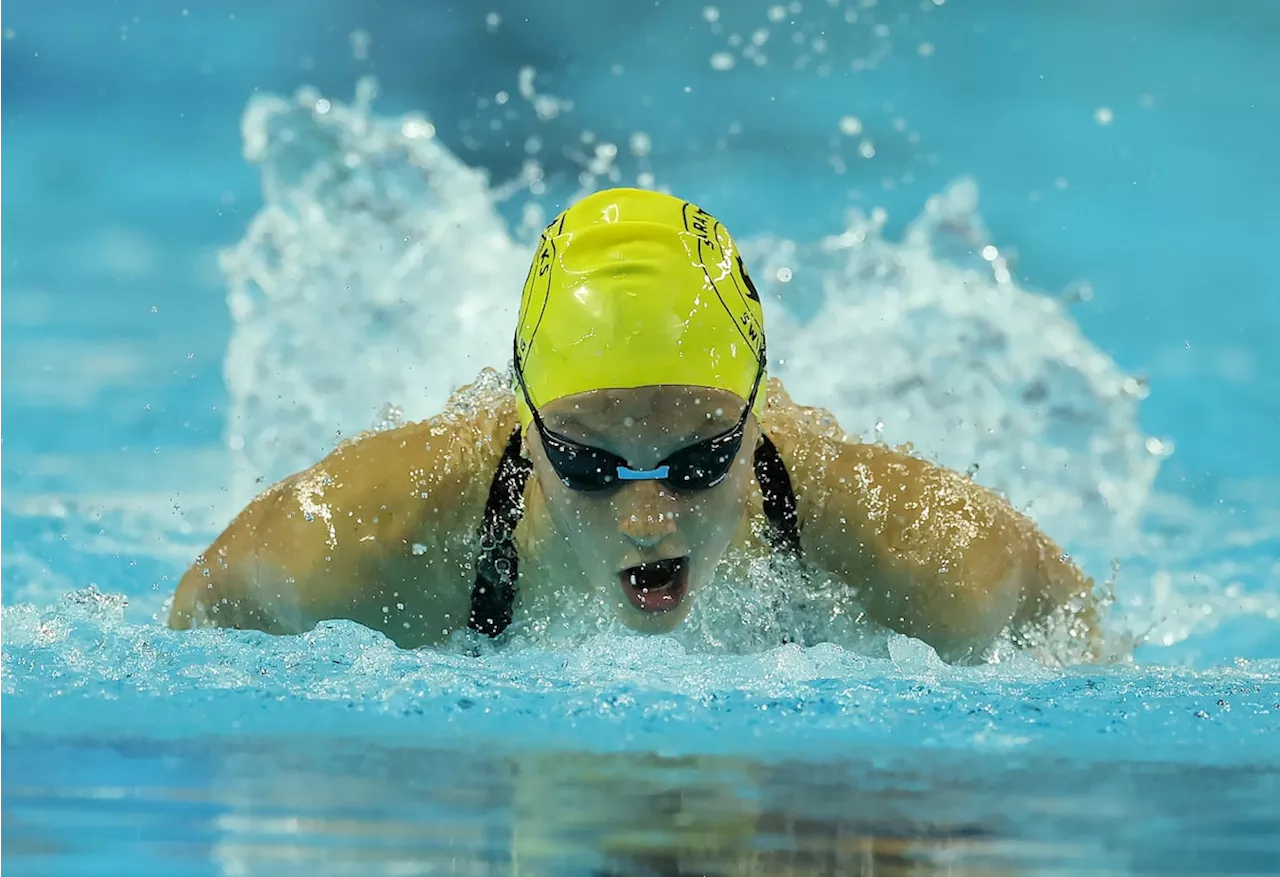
169;188;1102;663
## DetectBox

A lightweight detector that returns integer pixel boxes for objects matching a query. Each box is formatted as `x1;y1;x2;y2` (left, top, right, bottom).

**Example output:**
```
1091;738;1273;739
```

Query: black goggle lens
539;427;746;492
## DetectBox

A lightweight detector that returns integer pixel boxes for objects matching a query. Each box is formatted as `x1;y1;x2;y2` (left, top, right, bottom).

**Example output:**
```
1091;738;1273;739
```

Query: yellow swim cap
514;187;766;430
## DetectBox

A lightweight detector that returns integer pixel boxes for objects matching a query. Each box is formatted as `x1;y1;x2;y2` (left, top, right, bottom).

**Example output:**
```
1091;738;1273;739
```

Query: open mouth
618;556;691;613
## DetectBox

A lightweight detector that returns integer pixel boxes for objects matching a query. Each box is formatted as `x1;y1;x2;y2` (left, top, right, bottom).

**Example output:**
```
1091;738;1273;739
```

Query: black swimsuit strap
468;429;802;638
467;429;532;637
753;434;802;558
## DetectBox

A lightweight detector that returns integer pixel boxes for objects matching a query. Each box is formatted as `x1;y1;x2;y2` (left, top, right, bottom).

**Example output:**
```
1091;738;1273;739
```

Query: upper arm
168;404;513;642
777;427;1097;661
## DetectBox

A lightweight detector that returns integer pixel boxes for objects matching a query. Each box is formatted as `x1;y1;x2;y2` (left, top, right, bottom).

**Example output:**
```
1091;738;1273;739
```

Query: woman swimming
169;187;1101;663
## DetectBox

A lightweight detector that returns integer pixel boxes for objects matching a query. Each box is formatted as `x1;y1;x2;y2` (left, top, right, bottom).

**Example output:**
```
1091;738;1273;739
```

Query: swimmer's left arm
790;438;1100;663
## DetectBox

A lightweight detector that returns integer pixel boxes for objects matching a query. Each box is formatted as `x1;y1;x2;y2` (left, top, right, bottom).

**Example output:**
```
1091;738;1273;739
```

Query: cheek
543;478;586;523
682;469;752;538
539;473;615;546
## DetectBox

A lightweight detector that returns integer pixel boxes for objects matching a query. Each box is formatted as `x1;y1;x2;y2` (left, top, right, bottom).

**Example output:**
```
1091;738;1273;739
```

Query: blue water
3;1;1279;874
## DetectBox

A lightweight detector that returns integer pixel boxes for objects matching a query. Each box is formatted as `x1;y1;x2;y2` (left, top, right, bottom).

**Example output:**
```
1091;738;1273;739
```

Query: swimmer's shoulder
333;371;520;528
757;377;959;531
759;377;995;522
757;378;852;452
756;378;865;513
268;369;519;551
170;370;520;644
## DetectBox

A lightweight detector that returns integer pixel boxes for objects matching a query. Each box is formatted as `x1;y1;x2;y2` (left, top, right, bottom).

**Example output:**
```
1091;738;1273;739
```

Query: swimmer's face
529;385;759;633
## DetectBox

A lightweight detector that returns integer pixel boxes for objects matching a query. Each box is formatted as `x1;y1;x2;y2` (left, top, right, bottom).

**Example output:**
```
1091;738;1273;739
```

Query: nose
617;483;678;548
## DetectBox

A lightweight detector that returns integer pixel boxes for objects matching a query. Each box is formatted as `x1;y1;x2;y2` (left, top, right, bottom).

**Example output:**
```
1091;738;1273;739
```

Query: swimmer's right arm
168;403;514;645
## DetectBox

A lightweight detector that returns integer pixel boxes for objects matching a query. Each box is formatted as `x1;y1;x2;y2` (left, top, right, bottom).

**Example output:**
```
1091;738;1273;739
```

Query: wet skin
169;374;1103;663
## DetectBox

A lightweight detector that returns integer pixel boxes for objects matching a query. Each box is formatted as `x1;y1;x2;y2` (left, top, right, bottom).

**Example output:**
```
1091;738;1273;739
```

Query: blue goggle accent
616;465;672;481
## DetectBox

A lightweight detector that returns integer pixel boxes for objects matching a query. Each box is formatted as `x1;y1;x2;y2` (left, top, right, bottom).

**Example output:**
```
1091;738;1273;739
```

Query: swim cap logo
686;206;716;250
679;202;765;360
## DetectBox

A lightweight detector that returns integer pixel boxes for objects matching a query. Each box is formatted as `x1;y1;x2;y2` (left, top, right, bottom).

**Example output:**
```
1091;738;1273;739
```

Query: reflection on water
509;750;1003;876
4;737;1277;876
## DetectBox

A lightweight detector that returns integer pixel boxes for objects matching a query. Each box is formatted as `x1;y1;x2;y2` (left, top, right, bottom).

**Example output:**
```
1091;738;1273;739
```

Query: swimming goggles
514;343;766;493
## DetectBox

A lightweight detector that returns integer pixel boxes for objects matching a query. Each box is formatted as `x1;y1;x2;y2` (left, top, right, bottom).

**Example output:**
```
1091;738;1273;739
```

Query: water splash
4;588;1277;763
749;182;1164;565
221;78;530;498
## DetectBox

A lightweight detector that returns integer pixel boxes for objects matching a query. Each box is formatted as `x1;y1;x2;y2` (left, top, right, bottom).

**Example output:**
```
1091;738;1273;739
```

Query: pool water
3;1;1278;874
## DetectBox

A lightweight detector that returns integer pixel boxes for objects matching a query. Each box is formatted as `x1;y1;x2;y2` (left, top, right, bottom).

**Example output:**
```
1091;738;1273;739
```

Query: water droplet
348;28;371;61
401;117;436;139
710;52;735;71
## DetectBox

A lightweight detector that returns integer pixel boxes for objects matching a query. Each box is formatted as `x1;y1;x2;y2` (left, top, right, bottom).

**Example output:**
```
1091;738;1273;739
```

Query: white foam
750;182;1164;564
221;79;531;499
